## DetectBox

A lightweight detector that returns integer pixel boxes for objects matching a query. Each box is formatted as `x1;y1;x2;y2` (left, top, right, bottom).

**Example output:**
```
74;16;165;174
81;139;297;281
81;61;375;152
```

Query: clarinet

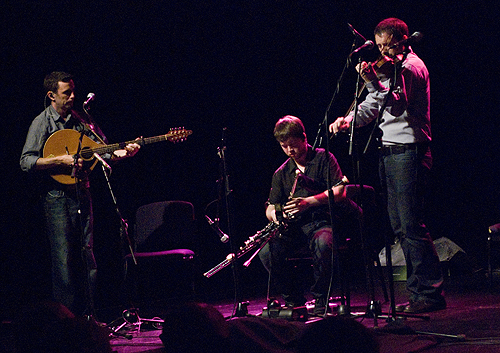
203;222;280;278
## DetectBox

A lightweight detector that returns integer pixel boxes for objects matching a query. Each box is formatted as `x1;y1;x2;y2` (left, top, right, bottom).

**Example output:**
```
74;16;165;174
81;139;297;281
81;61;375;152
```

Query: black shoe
404;299;446;314
313;297;328;315
395;301;411;312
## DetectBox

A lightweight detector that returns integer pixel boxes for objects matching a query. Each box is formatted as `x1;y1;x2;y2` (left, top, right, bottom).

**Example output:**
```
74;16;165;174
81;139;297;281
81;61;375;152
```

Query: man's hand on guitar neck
111;140;141;160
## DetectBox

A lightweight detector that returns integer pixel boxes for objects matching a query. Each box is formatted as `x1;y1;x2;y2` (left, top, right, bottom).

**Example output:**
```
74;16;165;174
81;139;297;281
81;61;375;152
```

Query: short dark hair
43;71;74;93
273;115;306;143
374;18;409;42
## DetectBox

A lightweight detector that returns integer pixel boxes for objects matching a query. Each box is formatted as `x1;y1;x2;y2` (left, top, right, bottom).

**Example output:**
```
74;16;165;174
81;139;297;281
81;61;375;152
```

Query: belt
380;143;419;156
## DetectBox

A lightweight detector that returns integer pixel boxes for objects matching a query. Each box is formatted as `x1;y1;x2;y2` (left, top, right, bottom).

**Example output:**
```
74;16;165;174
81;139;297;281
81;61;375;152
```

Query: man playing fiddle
330;18;445;314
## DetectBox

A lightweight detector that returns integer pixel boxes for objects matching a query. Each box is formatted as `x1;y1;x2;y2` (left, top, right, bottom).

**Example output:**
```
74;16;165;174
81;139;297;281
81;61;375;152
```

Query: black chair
123;201;197;309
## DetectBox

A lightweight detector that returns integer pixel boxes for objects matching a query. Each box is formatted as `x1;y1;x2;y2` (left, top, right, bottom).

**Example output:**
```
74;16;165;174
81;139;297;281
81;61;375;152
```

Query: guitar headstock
166;127;193;143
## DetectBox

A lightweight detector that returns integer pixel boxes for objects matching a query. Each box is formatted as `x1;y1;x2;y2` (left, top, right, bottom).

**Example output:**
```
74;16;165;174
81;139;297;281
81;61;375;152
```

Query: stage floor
3;277;500;352
107;277;500;353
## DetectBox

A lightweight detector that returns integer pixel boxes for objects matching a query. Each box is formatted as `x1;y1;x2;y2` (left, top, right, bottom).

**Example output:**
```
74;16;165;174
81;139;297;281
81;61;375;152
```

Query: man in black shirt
265;115;356;314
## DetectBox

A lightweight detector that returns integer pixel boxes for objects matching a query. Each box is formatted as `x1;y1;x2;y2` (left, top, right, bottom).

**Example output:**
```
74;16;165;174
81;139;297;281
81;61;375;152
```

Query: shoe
403;299;446;314
395;301;410;312
313;297;328;316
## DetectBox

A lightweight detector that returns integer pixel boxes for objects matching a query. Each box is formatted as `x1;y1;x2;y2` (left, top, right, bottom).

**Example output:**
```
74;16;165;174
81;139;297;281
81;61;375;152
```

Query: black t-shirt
267;146;343;226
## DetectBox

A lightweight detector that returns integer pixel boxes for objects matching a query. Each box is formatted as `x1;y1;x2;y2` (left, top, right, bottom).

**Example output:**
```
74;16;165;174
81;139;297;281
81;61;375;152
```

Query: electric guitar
43;127;192;185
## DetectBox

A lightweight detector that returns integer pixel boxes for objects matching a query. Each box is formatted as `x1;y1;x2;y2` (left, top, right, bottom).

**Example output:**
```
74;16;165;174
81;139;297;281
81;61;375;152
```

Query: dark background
1;1;498;318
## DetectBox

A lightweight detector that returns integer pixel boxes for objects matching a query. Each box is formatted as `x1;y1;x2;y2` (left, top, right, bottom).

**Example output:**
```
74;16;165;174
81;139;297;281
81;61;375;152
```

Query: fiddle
371;54;403;79
343;54;403;116
358;54;402;82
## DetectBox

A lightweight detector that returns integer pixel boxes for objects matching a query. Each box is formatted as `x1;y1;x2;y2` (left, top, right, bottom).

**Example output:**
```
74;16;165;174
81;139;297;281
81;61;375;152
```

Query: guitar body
43;129;100;185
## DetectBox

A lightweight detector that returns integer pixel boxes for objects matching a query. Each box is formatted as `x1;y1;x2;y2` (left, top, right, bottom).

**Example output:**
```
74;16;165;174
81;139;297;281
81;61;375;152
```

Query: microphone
389;31;423;49
349;40;375;57
83;93;95;106
347;23;367;42
93;153;112;172
205;215;229;243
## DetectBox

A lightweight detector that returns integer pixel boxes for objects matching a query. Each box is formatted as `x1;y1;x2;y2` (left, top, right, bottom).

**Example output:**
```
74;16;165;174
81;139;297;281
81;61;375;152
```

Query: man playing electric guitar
20;72;140;317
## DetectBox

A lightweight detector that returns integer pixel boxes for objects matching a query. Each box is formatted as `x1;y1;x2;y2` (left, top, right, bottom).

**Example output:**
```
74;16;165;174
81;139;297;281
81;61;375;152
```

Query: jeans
308;225;334;299
379;146;443;302
268;221;334;302
43;187;96;315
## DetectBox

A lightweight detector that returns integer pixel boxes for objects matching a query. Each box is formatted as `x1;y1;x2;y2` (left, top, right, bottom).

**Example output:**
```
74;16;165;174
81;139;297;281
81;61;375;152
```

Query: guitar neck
90;135;167;155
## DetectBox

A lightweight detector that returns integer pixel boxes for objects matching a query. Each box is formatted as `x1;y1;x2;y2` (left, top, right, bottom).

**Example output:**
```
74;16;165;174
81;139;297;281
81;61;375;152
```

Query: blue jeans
379;147;443;302
267;221;334;302
43;187;96;315
308;225;334;299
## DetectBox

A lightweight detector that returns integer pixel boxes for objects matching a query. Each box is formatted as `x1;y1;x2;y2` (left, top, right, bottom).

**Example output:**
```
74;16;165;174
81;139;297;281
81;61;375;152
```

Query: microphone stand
96;153;159;336
314;38;383;320
81;106;135;328
312;39;356;151
217;128;246;317
71;129;98;321
350;53;385;318
311;38;358;316
97;156;136;266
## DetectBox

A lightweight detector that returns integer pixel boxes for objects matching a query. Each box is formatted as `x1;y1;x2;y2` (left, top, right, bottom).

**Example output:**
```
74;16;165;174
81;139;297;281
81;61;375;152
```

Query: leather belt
380;143;419;156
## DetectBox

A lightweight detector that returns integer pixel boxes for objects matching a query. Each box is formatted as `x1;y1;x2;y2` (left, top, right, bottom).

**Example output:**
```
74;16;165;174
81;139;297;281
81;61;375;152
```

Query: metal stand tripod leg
109;308;164;335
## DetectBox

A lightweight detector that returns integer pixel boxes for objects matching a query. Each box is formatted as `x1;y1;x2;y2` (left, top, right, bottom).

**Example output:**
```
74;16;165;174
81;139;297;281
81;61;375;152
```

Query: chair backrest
345;184;377;220
345;184;386;250
345;184;376;206
134;201;195;252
